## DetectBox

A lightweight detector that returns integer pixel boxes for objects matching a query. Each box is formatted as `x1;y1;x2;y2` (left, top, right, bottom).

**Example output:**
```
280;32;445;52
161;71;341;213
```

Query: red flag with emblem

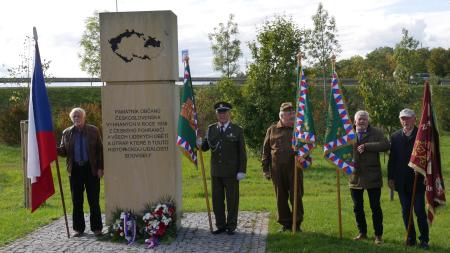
408;81;446;224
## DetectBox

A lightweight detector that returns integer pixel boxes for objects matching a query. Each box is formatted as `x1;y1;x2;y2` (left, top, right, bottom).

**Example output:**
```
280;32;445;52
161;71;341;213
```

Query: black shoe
73;231;84;237
406;238;417;246
212;228;226;234
226;228;235;235
278;226;290;233
353;233;367;240
94;230;103;237
419;241;429;250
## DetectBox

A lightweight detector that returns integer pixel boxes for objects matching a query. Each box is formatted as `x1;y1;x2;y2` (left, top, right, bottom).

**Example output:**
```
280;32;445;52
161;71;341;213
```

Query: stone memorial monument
99;11;181;221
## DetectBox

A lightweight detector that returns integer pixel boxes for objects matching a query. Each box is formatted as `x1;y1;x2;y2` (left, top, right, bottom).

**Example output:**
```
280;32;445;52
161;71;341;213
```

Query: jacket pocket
349;173;359;185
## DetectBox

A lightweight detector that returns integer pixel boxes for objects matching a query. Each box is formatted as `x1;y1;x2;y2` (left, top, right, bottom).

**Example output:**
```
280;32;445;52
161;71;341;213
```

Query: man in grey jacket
350;110;389;244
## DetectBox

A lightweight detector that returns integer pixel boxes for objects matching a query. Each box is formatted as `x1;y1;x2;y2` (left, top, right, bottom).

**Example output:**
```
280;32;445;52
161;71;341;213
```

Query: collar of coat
353;124;372;133
276;120;293;129
68;124;88;133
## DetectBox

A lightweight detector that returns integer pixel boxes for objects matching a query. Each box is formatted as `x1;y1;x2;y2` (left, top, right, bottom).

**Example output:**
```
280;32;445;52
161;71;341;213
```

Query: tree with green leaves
357;69;412;135
365;46;396;77
336;56;365;78
227;15;306;153
79;11;100;77
393;28;420;83
307;2;341;102
208;14;242;78
427;47;450;77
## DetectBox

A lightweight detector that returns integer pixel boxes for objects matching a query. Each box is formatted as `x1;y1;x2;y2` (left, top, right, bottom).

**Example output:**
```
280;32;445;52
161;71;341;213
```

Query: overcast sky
1;0;449;78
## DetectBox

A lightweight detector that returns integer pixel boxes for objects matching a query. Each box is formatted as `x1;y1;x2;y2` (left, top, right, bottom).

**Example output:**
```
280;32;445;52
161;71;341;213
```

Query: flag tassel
55;159;70;238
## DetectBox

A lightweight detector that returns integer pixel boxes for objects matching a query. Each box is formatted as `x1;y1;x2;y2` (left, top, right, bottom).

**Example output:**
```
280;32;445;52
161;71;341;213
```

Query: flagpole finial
296;52;302;66
331;55;336;70
33;27;38;42
182;49;189;65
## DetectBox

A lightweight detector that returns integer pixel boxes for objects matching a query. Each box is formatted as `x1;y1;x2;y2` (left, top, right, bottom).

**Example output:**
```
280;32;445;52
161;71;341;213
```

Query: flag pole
55;159;70;238
183;55;213;232
292;52;303;234
336;168;343;239
198;150;213;232
292;160;299;234
33;27;70;238
331;55;343;239
405;173;419;249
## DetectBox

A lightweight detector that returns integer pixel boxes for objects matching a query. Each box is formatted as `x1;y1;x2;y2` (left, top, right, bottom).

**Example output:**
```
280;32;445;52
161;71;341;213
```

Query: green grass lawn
1;137;450;252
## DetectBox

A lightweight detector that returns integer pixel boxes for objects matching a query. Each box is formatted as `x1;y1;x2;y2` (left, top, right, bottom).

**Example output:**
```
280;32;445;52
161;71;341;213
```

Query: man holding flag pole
407;81;446;249
291;52;316;233
27;27;70;238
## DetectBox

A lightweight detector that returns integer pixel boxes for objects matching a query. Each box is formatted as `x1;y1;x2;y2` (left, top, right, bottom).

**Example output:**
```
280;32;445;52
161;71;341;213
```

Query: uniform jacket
349;125;389;189
201;122;247;177
387;127;425;193
57;124;104;176
262;121;296;174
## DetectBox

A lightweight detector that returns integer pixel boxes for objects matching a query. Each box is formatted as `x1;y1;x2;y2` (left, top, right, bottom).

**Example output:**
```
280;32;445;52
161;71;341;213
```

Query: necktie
220;126;224;134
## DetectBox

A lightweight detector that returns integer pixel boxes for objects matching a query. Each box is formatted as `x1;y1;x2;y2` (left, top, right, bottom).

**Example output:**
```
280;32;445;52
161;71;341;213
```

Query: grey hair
354;110;370;121
279;110;290;119
69;107;86;122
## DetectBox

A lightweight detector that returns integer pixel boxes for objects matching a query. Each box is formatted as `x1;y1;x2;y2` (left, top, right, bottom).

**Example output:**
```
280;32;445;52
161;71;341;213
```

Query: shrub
0;103;28;145
53;103;102;143
0;93;28;145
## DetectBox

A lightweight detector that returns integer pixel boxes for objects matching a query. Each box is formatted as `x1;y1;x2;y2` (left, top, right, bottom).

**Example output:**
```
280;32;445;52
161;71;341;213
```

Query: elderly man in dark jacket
388;108;429;249
58;107;104;237
350;110;389;244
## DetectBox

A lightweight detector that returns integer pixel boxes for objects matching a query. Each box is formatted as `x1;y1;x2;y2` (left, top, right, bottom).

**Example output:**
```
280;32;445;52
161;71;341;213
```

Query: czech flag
27;36;56;212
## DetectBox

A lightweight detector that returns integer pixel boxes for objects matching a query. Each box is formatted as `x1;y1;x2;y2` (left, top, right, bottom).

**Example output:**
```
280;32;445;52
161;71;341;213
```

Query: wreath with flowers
142;202;176;248
102;197;176;248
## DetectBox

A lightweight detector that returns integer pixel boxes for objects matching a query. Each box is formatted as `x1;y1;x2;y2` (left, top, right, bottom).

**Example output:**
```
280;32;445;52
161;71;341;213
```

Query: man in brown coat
262;102;303;232
58;107;104;237
350;110;389;244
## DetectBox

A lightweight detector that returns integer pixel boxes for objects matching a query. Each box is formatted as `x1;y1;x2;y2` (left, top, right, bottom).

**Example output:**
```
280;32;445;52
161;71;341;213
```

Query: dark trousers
398;190;429;243
272;164;303;228
350;188;383;236
69;163;102;233
211;177;239;231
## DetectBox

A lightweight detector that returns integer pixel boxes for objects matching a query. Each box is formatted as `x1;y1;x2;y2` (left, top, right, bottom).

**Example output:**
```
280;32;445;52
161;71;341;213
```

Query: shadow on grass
267;229;448;253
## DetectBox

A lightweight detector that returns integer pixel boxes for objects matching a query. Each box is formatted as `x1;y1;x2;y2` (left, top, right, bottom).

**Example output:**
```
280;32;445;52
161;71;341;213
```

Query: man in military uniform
262;102;303;232
200;102;247;235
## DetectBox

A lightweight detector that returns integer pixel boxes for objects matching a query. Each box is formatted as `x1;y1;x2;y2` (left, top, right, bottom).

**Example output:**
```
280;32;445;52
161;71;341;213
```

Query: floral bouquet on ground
142;198;176;248
104;210;142;244
101;196;176;248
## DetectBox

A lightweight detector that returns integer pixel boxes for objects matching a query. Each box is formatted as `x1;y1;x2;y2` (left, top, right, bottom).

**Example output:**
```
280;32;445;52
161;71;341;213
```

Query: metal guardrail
0;77;247;84
1;77;449;86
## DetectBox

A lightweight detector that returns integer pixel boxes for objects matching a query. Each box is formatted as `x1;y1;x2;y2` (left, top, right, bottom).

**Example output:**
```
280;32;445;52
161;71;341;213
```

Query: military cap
214;101;232;112
399;108;415;118
280;102;294;112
